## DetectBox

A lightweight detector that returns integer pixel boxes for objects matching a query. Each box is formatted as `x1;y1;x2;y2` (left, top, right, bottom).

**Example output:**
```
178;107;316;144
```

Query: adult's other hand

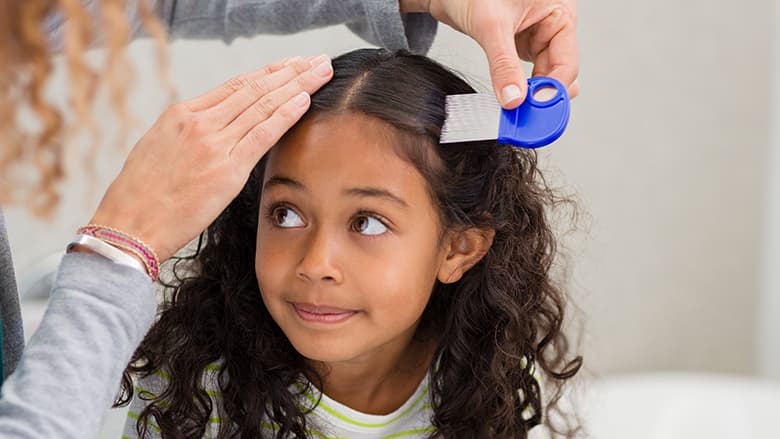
89;55;334;261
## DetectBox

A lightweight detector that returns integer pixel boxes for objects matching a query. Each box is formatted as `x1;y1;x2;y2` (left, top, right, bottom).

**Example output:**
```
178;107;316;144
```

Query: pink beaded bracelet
76;224;160;282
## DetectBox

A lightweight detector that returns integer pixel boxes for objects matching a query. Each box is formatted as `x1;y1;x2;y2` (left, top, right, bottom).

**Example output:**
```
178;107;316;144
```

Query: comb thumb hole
532;85;558;103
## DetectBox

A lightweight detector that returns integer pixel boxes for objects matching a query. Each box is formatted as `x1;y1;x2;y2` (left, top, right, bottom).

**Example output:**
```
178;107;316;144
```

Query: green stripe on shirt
299;383;431;428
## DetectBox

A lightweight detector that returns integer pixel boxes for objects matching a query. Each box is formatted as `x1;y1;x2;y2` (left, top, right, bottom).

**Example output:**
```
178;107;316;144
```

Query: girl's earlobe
437;228;496;284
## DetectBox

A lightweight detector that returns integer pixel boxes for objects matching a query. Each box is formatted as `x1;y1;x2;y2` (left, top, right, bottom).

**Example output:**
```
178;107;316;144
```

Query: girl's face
255;113;447;365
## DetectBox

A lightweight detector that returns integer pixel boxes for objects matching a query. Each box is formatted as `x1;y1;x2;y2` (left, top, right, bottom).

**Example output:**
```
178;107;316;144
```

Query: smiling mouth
291;303;359;324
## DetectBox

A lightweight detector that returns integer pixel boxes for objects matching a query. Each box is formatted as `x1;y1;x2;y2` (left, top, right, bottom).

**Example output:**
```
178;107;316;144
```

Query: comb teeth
440;93;501;144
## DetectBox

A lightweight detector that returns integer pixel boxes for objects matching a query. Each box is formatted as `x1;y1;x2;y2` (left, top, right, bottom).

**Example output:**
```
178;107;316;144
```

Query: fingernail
501;84;523;105
292;92;309;108
313;61;333;77
310;54;330;66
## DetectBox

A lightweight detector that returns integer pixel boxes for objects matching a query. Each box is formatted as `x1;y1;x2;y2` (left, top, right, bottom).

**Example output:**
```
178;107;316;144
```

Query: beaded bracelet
76;224;160;282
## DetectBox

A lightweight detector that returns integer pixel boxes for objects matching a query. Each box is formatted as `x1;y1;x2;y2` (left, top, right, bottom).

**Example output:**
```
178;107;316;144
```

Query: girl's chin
288;336;371;365
304;346;358;363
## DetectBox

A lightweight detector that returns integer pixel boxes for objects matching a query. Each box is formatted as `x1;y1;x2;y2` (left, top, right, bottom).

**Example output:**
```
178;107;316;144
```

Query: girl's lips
291;303;359;323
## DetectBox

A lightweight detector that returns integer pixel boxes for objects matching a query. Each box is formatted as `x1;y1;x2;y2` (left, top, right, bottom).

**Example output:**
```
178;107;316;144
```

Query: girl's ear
437;227;496;284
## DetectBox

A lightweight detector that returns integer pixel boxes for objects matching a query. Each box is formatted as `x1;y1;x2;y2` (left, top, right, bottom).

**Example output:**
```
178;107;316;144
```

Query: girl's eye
352;215;388;236
271;206;304;228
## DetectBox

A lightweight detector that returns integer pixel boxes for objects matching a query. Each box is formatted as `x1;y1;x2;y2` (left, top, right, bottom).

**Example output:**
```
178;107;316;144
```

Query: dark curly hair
117;48;582;438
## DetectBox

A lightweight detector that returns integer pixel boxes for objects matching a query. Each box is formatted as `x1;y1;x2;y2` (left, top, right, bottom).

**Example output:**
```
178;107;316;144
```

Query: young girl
118;48;582;439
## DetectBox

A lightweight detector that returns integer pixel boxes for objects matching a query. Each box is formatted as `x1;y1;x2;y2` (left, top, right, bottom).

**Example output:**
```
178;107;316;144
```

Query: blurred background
3;0;780;437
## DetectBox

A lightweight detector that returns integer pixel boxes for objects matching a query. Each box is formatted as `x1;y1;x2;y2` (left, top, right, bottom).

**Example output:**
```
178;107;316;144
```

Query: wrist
74;224;161;281
68;243;146;266
67;237;151;280
88;212;169;261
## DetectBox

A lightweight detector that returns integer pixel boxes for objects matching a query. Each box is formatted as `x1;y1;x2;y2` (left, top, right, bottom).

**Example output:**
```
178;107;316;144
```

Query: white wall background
5;0;779;389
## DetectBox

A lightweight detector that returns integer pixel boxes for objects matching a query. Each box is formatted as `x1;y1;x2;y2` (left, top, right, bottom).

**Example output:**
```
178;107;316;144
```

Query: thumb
480;30;527;109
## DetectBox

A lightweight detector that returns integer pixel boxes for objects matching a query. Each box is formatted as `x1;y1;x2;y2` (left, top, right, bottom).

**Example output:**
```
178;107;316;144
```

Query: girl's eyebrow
263;176;305;192
343;187;408;208
263;175;408;208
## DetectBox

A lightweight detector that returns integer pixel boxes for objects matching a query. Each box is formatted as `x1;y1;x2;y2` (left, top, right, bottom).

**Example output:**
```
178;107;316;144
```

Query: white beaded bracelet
67;234;149;279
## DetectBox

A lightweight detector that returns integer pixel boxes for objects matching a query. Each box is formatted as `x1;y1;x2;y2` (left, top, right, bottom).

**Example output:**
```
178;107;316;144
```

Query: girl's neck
307;330;438;415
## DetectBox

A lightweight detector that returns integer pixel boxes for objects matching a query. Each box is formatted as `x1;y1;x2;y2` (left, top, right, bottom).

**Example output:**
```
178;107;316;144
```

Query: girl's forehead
266;113;420;185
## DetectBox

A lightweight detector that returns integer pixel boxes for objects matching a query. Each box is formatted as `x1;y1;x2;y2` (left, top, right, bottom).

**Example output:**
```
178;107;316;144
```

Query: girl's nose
295;226;343;284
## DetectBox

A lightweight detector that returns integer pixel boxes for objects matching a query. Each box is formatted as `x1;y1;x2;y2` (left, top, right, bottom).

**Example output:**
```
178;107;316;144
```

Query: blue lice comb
439;76;570;149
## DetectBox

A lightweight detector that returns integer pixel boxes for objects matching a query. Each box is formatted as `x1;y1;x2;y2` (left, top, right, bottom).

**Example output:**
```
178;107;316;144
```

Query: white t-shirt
122;362;436;439
122;361;546;439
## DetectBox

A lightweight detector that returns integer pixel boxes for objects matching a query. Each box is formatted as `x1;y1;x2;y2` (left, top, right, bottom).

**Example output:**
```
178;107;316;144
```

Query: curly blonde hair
0;0;169;217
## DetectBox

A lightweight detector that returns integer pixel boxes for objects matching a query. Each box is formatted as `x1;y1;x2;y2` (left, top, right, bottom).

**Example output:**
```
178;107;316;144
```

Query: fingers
230;91;311;167
203;56;327;130
184;58;292;112
221;58;333;143
479;25;529;110
568;79;580;99
528;7;579;93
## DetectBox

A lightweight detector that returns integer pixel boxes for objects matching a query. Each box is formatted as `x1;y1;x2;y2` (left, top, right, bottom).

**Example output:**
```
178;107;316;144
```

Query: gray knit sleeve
0;210;23;381
347;2;437;54
0;253;156;439
45;1;438;57
151;0;438;54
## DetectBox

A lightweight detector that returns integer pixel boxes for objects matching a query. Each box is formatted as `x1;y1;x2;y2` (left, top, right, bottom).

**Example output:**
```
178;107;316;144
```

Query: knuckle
165;103;190;122
549;4;577;25
489;54;520;76
252;95;277;117
261;64;276;75
276;102;301;123
246;78;270;96
288;57;311;74
248;124;273;147
294;75;316;93
189;115;207;132
560;5;577;23
182;114;211;138
225;76;248;92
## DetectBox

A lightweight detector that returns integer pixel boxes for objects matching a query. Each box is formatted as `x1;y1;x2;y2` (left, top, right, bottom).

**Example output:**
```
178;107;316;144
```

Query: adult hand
88;55;334;261
402;0;578;109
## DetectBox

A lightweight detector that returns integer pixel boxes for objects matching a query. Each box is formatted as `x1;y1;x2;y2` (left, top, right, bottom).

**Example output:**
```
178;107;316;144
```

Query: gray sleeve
45;1;437;55
0;252;156;439
153;0;438;54
0;210;24;380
